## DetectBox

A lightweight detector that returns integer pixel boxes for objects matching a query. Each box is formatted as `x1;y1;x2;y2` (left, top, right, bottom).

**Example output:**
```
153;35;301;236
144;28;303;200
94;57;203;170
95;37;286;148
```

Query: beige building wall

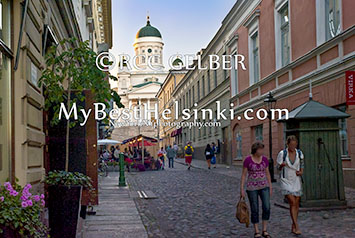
10;0;108;190
157;70;187;148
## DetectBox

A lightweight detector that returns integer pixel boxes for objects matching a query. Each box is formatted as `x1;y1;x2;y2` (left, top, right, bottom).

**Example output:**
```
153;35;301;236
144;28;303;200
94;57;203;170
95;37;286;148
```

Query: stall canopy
122;134;158;147
278;99;350;121
171;128;182;137
97;139;121;145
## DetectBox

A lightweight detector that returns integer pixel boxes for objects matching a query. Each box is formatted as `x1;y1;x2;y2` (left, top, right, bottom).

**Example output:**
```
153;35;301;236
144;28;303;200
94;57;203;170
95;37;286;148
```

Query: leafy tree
39;38;123;172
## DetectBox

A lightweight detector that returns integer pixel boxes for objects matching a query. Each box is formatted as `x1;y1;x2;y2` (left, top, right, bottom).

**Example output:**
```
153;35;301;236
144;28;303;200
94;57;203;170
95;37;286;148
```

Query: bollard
119;153;126;187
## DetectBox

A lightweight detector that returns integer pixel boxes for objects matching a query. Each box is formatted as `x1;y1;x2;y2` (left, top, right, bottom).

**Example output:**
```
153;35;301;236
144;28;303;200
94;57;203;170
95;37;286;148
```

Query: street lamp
264;92;277;183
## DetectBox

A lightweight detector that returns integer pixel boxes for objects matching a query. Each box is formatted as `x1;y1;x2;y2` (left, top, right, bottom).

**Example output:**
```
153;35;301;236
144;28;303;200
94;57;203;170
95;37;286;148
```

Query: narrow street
126;159;355;238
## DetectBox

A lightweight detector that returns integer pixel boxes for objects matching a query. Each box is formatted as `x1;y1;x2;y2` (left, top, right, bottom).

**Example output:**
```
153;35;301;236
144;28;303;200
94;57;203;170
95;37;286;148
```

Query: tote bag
235;197;250;227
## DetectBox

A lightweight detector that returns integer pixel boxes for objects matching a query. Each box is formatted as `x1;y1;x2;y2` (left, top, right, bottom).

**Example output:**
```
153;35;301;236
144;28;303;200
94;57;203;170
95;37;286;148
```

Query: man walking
184;142;194;170
166;145;176;168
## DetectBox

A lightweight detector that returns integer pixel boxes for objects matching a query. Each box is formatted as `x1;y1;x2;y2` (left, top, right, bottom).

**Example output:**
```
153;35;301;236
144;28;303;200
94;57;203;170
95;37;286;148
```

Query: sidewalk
79;172;148;238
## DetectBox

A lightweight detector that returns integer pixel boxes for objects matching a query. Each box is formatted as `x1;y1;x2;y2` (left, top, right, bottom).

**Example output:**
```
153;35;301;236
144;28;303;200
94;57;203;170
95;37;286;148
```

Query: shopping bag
235;197;250;227
211;156;216;165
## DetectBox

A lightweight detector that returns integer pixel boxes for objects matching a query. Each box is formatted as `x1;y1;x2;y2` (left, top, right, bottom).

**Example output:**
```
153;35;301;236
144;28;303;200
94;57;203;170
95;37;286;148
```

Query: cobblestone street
127;159;355;238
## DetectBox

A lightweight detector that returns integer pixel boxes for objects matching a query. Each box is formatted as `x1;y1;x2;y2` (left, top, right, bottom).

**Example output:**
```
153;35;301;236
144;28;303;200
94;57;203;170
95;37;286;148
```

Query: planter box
48;185;82;238
0;226;21;238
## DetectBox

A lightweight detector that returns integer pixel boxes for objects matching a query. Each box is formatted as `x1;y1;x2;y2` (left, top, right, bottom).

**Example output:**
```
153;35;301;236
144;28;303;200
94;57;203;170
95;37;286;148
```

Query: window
236;130;242;159
197;81;200;101
147;48;152;53
325;0;341;40
198;119;201;138
154;56;159;63
141;56;145;64
224;69;228;81
337;105;348;157
280;4;290;66
251;32;259;84
231;53;238;97
202;76;205;97
207;71;211;93
186;92;188;108
122;79;127;89
214;69;218;88
192;86;195;105
188;89;191;108
254;125;263;142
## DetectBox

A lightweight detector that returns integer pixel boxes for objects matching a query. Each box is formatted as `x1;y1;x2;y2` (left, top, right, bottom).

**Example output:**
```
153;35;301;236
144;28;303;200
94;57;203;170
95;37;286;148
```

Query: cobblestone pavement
127;158;355;238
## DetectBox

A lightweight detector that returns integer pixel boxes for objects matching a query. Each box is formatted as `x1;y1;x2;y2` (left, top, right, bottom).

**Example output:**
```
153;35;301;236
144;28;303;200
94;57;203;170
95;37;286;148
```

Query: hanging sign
346;71;355;105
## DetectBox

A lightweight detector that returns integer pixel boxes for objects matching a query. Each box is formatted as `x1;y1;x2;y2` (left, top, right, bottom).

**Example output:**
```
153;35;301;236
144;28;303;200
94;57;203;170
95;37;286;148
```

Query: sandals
254;233;262;238
262;231;271;238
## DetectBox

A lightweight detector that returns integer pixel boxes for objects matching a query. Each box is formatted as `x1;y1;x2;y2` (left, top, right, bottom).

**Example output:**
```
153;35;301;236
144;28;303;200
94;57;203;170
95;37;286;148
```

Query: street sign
346;71;355;105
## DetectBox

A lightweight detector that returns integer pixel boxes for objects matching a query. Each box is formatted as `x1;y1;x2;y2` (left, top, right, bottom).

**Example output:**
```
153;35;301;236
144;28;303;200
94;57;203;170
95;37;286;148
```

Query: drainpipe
14;0;29;71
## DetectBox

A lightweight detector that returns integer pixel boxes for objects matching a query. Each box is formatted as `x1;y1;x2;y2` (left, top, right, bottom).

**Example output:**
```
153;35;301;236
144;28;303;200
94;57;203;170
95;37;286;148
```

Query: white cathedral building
110;17;168;141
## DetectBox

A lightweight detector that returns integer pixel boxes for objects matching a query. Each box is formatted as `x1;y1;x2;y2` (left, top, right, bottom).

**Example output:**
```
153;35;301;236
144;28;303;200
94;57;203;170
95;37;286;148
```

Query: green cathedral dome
136;17;162;39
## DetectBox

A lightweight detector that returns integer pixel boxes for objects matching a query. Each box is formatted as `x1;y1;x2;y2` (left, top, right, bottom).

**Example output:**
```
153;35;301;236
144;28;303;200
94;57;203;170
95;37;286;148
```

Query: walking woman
184;142;194;170
276;135;304;235
240;142;272;238
205;144;213;169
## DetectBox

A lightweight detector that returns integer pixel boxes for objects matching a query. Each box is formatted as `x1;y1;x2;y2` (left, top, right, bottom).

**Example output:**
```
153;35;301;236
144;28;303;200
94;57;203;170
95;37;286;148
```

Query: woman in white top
277;135;304;235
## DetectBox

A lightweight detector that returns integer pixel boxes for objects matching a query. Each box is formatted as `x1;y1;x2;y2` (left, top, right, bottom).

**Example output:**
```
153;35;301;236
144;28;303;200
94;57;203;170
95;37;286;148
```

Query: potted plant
39;38;123;237
0;181;49;237
44;171;93;238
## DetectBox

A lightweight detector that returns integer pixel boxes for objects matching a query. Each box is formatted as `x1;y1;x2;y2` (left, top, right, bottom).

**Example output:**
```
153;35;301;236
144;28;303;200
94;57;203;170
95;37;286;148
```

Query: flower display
0;181;49;237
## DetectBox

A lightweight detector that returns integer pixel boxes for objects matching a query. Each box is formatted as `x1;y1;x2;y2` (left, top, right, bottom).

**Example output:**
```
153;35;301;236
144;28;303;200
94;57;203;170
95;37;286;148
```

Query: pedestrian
205;144;213;169
211;142;217;168
240;142;272;238
102;150;110;161
166;145;176;168
276;135;304;235
184;142;194;170
114;145;120;162
157;147;166;170
173;142;179;159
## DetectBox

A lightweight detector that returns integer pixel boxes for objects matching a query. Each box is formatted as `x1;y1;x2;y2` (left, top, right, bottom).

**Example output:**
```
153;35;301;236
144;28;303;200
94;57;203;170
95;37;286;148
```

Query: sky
109;0;237;75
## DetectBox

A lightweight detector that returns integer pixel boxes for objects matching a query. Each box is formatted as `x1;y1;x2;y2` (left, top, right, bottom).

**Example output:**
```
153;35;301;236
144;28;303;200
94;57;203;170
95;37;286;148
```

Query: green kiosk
278;98;349;208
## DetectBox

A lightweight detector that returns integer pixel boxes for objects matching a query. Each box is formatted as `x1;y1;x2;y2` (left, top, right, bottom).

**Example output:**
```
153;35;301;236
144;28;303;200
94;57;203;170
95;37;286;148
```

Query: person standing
277;135;304;235
157;147;166;170
205;144;213;169
240;142;272;238
184;142;194;170
166;145;176;168
114;145;120;162
173;143;179;159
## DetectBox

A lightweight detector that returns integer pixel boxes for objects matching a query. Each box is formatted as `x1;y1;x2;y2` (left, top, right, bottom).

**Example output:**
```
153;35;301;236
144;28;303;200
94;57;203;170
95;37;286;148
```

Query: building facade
156;62;187;149
0;0;112;190
111;17;168;142
227;0;355;187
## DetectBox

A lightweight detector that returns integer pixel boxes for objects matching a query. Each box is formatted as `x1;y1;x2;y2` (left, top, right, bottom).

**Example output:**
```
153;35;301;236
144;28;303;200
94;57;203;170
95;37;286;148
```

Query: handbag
235;197;250;227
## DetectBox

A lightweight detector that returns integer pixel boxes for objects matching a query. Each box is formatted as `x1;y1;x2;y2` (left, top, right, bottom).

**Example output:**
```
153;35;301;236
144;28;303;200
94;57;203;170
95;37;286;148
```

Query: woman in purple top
240;142;272;238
